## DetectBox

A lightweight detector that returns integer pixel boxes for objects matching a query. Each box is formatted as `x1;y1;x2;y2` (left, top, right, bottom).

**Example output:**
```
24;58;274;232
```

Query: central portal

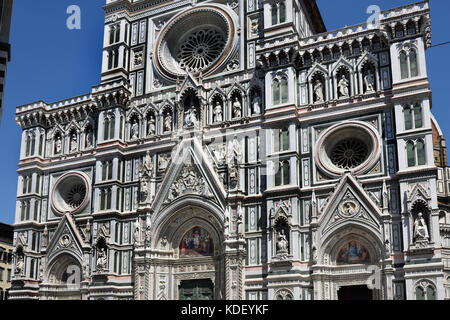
179;279;214;300
338;285;373;300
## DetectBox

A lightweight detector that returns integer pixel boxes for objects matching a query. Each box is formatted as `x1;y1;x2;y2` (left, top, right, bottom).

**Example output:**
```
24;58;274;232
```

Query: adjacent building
0;222;13;300
0;0;13;124
9;0;450;300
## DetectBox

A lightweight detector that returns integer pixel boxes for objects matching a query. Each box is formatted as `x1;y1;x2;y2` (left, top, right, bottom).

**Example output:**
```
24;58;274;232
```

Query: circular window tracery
330;138;369;169
315;121;381;177
51;172;90;215
154;6;237;81
177;29;226;73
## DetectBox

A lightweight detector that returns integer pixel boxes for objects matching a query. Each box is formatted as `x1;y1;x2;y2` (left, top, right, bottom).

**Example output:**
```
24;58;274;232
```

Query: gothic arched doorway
42;254;83;300
144;202;226;300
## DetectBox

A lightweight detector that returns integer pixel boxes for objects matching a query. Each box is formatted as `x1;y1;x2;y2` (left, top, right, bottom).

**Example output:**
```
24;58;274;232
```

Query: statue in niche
313;79;324;103
252;94;261;115
96;247;107;271
15;254;24;275
133;220;141;245
232;96;242;118
147;115;156;136
228;163;239;190
42;225;48;248
228;136;242;165
213;101;223;123
139;151;153;202
414;212;430;241
364;69;375;93
184;104;199;128
85;220;91;244
86;129;93;148
338;75;350;97
131;119;139;139
164;113;172;132
70;133;77;152
276;229;289;254
55;136;62;154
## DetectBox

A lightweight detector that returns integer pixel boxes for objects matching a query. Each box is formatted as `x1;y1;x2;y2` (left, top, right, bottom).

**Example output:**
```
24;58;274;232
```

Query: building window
102;160;114;181
100;188;112;211
108;49;119;70
271;2;286;26
274;128;289;152
404;103;423;130
406;139;426;167
0;267;3;282
275;160;290;186
272;77;288;105
25;132;36;157
109;24;120;45
104;114;116;140
7;269;11;282
22;175;32;195
400;49;419;79
416;283;436;300
20;201;30;221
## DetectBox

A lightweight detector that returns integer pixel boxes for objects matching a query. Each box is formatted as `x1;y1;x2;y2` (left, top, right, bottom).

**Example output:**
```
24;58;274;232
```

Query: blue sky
0;0;449;225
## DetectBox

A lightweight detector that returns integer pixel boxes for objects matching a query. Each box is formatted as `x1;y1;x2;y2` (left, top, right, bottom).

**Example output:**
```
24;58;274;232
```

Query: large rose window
154;5;237;81
315;121;381;177
51;172;90;215
330;138;369;170
177;29;226;73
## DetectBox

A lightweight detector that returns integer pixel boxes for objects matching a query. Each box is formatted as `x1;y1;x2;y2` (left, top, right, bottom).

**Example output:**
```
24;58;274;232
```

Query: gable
152;138;227;214
319;174;383;238
45;213;88;262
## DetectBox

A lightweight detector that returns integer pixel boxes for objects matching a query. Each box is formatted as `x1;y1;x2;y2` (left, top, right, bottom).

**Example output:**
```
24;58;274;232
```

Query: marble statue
42;225;48;248
414;212;429;241
184;105;199;128
214;101;223;123
131;119;139;139
338;75;349;97
70;133;77;152
314;79;324;102
15;254;24;275
232;96;242;118
252;94;261;115
86;130;93;148
276;229;288;253
147;115;156;136
96;248;107;271
133;220;140;245
55;136;62;154
164;114;172;132
364;69;375;92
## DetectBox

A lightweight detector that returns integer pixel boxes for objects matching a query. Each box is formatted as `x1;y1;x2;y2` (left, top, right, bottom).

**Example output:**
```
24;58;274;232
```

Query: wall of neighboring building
0;0;13;123
0;223;13;300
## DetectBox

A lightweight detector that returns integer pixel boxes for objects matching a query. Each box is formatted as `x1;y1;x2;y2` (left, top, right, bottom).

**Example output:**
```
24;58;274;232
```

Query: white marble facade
9;0;450;300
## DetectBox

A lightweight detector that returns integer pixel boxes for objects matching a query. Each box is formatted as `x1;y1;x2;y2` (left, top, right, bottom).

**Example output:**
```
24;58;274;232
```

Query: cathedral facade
9;0;450;300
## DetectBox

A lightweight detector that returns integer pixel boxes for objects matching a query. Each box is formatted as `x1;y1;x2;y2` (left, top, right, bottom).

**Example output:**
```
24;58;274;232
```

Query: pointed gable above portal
152;137;227;214
319;174;383;238
46;213;89;262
